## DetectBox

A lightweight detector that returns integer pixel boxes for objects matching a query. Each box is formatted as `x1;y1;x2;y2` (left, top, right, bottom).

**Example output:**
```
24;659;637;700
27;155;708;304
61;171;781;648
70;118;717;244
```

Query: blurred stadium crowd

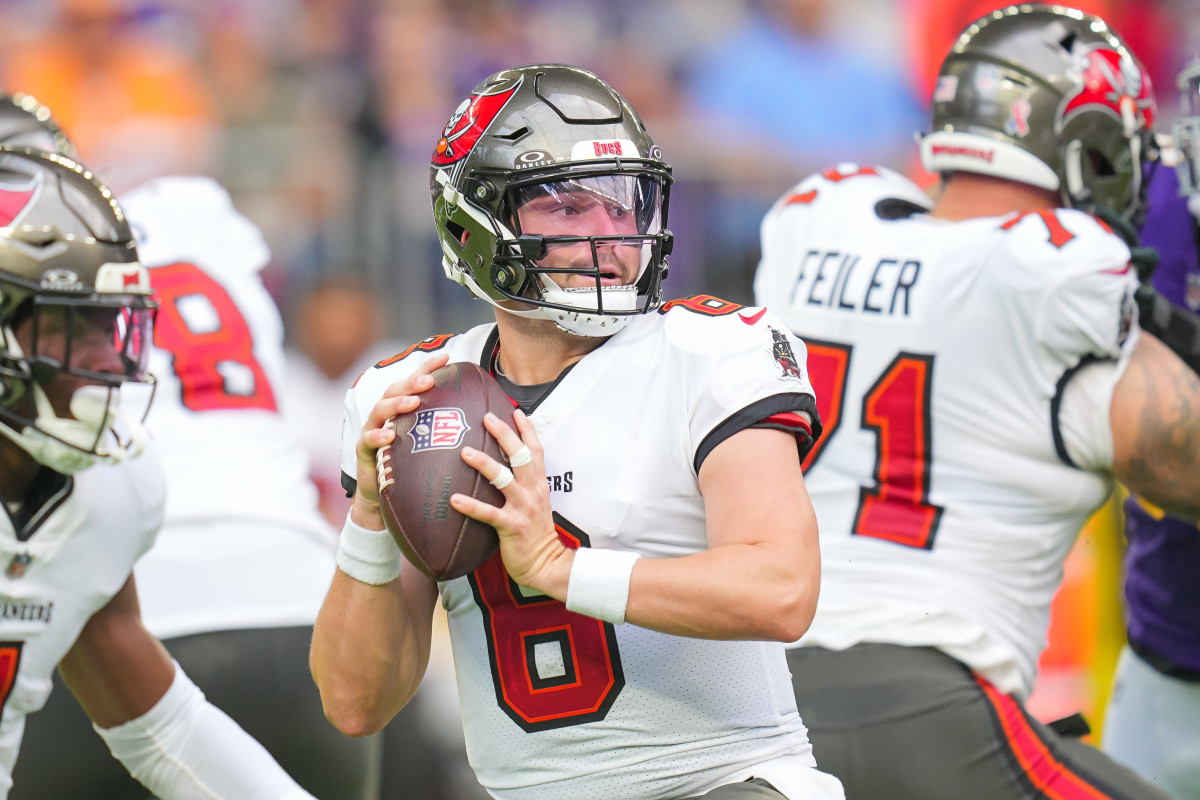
1;0;1193;339
1;1;1197;794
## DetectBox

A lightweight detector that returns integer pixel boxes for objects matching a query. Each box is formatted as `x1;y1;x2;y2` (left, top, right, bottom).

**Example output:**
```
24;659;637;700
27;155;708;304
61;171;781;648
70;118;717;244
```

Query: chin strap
0;384;148;474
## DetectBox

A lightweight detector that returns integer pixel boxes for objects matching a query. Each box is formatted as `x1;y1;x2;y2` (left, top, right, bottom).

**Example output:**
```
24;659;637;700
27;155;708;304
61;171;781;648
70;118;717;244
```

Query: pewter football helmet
0;91;75;156
429;64;673;337
921;5;1157;225
0;148;155;473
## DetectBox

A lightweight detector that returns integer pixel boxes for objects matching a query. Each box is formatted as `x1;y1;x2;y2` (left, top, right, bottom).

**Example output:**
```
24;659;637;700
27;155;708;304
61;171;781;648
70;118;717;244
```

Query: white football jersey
342;304;831;800
0;447;166;796
120;177;335;638
755;165;1139;696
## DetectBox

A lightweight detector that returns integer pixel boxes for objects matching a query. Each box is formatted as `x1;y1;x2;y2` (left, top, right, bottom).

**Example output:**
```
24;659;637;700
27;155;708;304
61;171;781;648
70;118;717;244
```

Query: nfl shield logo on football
410;408;471;453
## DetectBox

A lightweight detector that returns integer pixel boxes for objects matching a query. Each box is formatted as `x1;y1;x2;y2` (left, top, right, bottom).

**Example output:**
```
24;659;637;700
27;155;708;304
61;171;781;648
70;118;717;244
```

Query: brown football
376;361;513;581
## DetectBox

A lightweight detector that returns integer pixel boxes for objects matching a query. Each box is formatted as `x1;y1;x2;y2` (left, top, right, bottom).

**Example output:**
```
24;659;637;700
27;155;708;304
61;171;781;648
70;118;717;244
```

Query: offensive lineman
755;6;1197;799
311;64;845;800
0;147;313;798
0;93;383;799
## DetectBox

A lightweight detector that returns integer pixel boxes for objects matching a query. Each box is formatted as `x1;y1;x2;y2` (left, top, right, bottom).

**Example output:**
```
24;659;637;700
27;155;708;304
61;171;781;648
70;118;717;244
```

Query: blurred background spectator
0;0;1194;790
0;0;1188;321
283;273;404;527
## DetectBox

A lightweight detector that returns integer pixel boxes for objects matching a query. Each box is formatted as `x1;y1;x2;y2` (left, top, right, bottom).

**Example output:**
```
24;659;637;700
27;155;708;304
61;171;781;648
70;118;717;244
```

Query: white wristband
336;513;402;585
565;548;640;624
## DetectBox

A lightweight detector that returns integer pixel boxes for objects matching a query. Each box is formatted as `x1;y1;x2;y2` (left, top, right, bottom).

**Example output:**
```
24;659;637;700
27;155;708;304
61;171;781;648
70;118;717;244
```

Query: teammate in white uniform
0;95;379;799
755;6;1200;800
311;64;845;800
0;147;313;799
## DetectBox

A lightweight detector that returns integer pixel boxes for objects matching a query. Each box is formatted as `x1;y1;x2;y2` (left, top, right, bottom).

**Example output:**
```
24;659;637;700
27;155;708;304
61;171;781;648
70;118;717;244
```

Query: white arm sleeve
95;662;315;800
1057;331;1138;471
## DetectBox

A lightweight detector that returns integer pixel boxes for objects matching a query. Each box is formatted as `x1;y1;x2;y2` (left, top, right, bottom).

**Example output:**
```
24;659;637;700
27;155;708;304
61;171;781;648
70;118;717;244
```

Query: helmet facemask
0;292;157;474
486;167;670;336
1061;98;1159;231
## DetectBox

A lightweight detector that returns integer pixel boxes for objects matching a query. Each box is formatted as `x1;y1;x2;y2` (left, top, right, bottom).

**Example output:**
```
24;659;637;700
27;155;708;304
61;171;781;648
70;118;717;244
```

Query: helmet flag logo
433;78;523;167
1060;45;1155;131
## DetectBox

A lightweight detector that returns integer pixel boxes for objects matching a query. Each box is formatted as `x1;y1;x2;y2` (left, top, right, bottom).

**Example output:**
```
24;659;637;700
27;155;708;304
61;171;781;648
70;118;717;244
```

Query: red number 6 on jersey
468;514;624;732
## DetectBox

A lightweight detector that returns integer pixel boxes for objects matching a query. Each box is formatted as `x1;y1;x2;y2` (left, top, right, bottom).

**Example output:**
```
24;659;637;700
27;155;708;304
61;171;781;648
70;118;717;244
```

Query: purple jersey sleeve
1122;165;1200;678
1144;167;1200;310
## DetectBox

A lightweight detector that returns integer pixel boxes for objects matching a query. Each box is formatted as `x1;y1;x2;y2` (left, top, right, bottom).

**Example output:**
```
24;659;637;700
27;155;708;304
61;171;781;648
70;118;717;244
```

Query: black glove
1134;283;1200;376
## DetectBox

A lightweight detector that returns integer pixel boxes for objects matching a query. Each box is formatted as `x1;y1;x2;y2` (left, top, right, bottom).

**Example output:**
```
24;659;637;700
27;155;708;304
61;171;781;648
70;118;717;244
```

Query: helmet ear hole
1088;150;1116;177
446;221;468;246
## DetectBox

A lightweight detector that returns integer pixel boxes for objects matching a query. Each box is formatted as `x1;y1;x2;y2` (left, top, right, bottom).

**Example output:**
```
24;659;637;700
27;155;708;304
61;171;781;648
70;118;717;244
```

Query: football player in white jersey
0;147;314;799
754;6;1198;800
311;64;845;800
0;94;384;799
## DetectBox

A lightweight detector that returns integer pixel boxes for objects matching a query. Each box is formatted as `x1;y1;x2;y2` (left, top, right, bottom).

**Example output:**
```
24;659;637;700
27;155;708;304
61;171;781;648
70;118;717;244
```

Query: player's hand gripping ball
377;361;514;580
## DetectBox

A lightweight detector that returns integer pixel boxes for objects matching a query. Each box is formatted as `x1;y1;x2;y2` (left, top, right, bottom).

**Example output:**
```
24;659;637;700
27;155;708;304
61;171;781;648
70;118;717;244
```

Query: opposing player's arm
61;575;315;798
310;354;447;737
1110;331;1200;520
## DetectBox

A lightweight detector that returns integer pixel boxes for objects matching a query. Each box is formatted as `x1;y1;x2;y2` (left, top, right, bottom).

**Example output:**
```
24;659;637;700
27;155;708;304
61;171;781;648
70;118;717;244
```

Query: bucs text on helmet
0;147;156;474
0;91;75;157
920;4;1157;226
429;64;674;337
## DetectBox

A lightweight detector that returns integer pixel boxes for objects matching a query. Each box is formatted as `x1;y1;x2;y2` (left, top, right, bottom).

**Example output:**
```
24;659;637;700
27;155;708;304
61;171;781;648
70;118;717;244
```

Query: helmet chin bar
532;279;640;337
451;226;665;337
514;240;661;337
0;329;154;474
485;276;645;337
0;382;149;474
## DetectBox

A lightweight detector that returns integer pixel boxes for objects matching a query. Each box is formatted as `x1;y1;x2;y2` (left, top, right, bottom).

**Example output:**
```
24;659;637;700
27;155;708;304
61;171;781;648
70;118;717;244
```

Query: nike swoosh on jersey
739;308;767;325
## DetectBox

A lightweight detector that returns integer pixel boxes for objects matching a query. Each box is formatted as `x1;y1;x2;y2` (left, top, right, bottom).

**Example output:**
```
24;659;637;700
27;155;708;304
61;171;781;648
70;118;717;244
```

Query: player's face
515;178;644;289
12;303;141;417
